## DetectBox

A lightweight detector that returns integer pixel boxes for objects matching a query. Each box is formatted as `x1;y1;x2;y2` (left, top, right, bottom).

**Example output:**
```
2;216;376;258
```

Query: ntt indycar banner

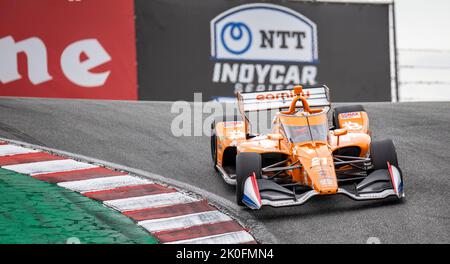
0;0;137;100
210;3;320;95
136;0;391;102
210;4;318;63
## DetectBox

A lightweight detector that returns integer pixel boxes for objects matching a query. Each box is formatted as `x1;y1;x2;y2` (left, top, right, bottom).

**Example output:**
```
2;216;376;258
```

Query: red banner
0;0;137;100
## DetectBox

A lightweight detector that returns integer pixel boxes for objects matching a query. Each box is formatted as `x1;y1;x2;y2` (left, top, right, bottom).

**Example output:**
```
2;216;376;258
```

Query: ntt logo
211;3;319;63
221;22;252;55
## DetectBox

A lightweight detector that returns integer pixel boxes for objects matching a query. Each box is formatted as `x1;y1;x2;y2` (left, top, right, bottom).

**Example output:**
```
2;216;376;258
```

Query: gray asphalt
0;97;449;243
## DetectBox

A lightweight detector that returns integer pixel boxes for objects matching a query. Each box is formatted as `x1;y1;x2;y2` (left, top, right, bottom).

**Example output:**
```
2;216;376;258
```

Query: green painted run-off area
0;168;158;244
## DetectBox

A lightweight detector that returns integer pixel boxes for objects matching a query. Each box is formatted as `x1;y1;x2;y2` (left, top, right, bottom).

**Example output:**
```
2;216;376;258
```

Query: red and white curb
0;140;257;244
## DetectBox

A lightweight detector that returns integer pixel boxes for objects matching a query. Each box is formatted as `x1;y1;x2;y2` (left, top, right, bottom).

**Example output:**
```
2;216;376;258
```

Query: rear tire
210;115;241;170
210;122;218;169
333;105;365;129
236;152;262;206
370;139;399;170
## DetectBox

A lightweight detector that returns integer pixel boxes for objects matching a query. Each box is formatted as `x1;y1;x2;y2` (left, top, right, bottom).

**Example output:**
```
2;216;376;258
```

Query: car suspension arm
262;160;302;173
333;156;369;170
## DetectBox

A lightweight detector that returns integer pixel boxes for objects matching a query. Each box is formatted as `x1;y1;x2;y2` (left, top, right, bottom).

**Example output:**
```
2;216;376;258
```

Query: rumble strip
0;140;256;244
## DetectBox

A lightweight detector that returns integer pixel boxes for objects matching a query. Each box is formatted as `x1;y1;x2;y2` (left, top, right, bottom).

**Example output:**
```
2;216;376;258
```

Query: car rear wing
236;85;331;134
237;85;330;112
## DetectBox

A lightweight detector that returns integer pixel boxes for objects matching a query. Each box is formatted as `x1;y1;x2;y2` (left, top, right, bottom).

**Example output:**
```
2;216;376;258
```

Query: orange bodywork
215;86;371;195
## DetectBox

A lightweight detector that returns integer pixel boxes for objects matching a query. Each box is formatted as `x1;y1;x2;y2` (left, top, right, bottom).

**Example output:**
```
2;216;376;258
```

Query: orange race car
210;85;404;209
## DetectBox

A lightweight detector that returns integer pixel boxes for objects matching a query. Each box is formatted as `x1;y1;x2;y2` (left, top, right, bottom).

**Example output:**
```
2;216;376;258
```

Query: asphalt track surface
0;97;449;243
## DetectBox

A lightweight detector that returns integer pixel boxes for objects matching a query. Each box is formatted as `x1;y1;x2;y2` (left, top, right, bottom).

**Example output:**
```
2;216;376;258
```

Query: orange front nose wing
244;160;403;209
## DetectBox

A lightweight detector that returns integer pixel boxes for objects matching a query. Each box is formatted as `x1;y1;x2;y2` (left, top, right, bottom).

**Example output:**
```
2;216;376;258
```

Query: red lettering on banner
0;0;137;100
256;90;310;101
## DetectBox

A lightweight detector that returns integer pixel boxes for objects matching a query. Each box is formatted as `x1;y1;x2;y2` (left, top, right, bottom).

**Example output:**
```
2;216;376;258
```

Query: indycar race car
210;85;404;209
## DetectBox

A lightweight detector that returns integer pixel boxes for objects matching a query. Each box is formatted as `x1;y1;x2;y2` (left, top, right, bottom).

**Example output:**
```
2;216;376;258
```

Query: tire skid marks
34;167;127;183
138;210;232;233
124;200;215;221
0;152;66;166
84;184;175;201
58;175;152;193
154;220;243;243
166;231;255;244
105;192;198;212
3;159;97;175
0;145;39;156
0;142;257;244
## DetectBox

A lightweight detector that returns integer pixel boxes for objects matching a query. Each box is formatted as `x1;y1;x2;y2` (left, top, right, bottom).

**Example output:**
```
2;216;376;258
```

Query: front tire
236;152;262;206
370;139;399;170
370;139;404;198
210;121;218;169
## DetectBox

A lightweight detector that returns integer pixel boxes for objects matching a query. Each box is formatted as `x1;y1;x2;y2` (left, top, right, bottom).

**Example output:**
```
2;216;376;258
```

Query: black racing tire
236;152;262;206
210;125;218;170
210;115;241;170
333;105;365;129
370;139;399;170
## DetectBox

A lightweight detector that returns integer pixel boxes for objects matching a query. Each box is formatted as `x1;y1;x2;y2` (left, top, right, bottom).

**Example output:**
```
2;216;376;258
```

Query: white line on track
2;159;96;175
138;210;231;233
0;145;39;156
104;192;198;212
58;175;151;193
166;230;255;244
